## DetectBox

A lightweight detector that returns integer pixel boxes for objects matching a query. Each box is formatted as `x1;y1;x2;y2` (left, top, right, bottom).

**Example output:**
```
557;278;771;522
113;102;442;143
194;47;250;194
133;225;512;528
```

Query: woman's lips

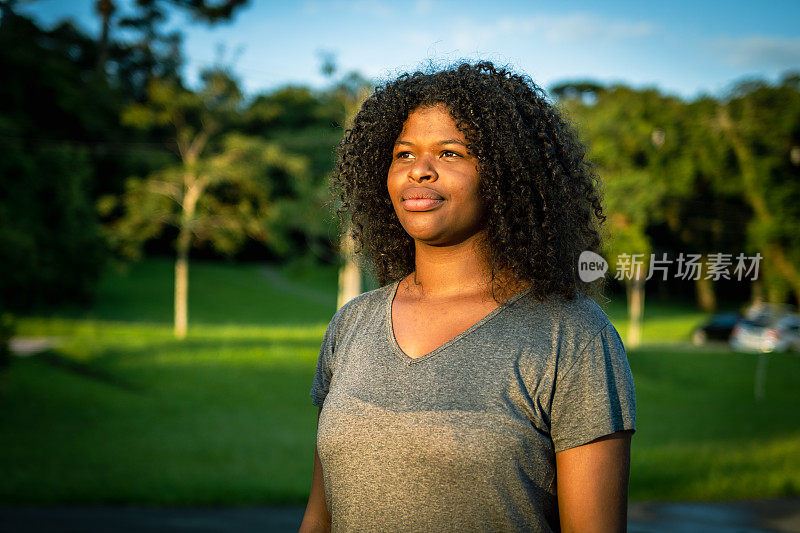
402;197;444;211
401;187;444;211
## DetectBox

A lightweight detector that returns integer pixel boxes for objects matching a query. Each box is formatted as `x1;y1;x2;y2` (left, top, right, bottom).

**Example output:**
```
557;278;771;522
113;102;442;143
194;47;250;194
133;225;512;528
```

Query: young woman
300;61;636;533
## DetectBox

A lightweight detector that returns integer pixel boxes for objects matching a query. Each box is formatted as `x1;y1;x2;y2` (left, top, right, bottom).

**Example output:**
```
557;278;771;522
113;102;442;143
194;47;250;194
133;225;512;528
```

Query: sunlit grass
628;346;800;501
1;328;322;504
1;258;798;504
599;293;710;344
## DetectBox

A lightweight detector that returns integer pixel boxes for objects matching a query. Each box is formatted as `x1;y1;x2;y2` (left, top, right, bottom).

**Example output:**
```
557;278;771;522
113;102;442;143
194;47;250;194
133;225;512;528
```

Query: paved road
1;499;798;532
627;499;800;532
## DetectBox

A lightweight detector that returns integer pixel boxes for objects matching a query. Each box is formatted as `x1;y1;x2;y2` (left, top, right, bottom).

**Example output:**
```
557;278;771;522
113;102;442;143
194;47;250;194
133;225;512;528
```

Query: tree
336;77;372;309
655;95;751;311
558;81;769;340
560;85;679;347
0;6;112;310
714;74;800;306
240;84;346;263
94;0;116;75
95;0;249;98
101;68;309;338
316;54;373;308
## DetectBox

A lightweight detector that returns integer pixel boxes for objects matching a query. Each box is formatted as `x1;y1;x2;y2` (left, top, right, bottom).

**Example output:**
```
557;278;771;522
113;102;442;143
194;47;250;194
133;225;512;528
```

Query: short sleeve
310;318;336;407
550;322;637;453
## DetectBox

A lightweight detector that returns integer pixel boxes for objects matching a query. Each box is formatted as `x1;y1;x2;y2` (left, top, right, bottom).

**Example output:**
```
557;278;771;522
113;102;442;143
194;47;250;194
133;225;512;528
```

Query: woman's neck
404;233;528;303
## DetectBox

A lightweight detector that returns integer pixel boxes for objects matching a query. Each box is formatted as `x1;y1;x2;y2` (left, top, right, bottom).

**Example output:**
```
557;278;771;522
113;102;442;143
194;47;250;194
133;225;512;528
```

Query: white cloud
414;0;433;15
449;12;657;49
713;36;800;68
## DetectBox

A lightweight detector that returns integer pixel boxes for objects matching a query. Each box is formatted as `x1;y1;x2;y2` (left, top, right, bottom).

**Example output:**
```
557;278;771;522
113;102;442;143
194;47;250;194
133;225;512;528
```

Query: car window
710;313;740;326
777;315;800;328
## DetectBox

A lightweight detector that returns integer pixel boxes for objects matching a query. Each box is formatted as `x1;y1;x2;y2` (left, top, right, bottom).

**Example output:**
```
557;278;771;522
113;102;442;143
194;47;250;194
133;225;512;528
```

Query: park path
8;337;61;356
627;498;800;532
1;499;799;532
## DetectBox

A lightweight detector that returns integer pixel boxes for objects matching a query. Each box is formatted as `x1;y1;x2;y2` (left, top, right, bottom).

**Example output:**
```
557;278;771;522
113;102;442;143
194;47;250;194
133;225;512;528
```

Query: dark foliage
0;9;111;310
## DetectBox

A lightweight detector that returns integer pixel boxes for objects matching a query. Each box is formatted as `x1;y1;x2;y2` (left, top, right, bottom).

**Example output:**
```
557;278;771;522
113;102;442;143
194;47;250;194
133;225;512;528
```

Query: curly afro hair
331;61;607;303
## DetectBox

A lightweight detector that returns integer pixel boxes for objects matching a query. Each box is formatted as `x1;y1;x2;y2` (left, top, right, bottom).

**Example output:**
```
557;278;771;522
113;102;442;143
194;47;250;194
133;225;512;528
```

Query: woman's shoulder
560;290;613;332
503;288;615;351
326;281;397;333
515;288;610;328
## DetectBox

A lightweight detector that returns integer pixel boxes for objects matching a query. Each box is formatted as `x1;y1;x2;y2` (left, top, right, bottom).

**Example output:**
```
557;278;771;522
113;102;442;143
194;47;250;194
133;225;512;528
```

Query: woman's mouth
401;188;444;211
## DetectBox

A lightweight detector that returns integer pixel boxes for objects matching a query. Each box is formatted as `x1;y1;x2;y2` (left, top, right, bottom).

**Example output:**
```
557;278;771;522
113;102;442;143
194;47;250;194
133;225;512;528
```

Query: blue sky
19;0;800;100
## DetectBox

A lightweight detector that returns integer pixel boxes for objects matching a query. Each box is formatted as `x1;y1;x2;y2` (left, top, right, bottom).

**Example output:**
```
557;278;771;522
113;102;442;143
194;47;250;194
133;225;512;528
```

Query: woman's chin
407;230;486;248
405;230;445;245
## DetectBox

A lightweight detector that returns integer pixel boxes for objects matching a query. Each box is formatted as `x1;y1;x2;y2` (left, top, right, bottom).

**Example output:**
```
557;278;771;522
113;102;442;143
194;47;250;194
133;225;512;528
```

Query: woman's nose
408;155;438;182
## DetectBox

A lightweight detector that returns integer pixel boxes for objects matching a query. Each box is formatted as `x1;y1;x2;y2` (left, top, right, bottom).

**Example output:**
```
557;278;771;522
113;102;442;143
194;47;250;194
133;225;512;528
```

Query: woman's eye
395;151;413;159
442;150;461;158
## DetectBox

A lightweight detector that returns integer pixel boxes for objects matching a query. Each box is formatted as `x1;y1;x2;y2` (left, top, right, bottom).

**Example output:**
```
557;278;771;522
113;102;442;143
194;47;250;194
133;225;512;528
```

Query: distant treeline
1;2;799;313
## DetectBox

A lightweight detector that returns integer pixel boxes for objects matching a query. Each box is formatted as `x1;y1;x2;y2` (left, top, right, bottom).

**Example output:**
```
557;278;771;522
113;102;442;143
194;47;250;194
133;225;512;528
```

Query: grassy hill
1;258;798;504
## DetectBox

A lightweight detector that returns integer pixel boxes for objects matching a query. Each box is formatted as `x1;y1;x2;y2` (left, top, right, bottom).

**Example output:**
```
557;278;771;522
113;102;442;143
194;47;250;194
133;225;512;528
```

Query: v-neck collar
385;278;533;365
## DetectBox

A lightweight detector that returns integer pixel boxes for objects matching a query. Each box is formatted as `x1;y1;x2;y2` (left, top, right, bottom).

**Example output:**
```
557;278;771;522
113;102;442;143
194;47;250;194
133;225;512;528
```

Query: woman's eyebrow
393;139;468;147
438;139;468;147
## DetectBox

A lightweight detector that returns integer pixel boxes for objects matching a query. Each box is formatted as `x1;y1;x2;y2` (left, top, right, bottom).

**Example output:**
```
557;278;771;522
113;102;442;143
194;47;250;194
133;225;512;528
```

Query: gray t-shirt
310;279;636;532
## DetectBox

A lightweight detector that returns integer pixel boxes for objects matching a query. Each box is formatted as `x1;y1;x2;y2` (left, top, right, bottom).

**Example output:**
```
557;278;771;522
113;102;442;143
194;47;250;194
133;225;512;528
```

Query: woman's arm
555;430;633;533
298;407;331;533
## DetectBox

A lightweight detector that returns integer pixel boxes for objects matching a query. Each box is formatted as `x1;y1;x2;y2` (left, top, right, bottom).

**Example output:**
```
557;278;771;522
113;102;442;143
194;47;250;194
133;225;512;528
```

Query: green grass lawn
1;258;798;504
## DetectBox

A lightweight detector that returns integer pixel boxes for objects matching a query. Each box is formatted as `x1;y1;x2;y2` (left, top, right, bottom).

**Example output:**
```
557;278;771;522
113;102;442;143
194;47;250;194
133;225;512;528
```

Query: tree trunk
695;276;716;312
767;281;788;306
627;263;645;349
695;259;716;312
766;243;800;307
174;229;190;340
173;170;204;340
334;89;370;310
94;0;115;75
337;231;361;309
751;279;764;307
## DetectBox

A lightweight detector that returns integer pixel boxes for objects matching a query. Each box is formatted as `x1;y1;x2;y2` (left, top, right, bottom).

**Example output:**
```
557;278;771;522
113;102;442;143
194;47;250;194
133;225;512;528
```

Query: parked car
730;309;800;353
775;314;800;352
691;311;743;346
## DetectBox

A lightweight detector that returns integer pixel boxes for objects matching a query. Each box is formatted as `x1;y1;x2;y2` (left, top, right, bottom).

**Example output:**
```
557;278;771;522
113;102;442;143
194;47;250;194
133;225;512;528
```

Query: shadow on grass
32;351;145;393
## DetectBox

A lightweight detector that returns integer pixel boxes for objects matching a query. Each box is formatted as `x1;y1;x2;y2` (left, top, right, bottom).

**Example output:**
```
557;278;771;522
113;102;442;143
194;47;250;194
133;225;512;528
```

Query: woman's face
387;104;486;247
